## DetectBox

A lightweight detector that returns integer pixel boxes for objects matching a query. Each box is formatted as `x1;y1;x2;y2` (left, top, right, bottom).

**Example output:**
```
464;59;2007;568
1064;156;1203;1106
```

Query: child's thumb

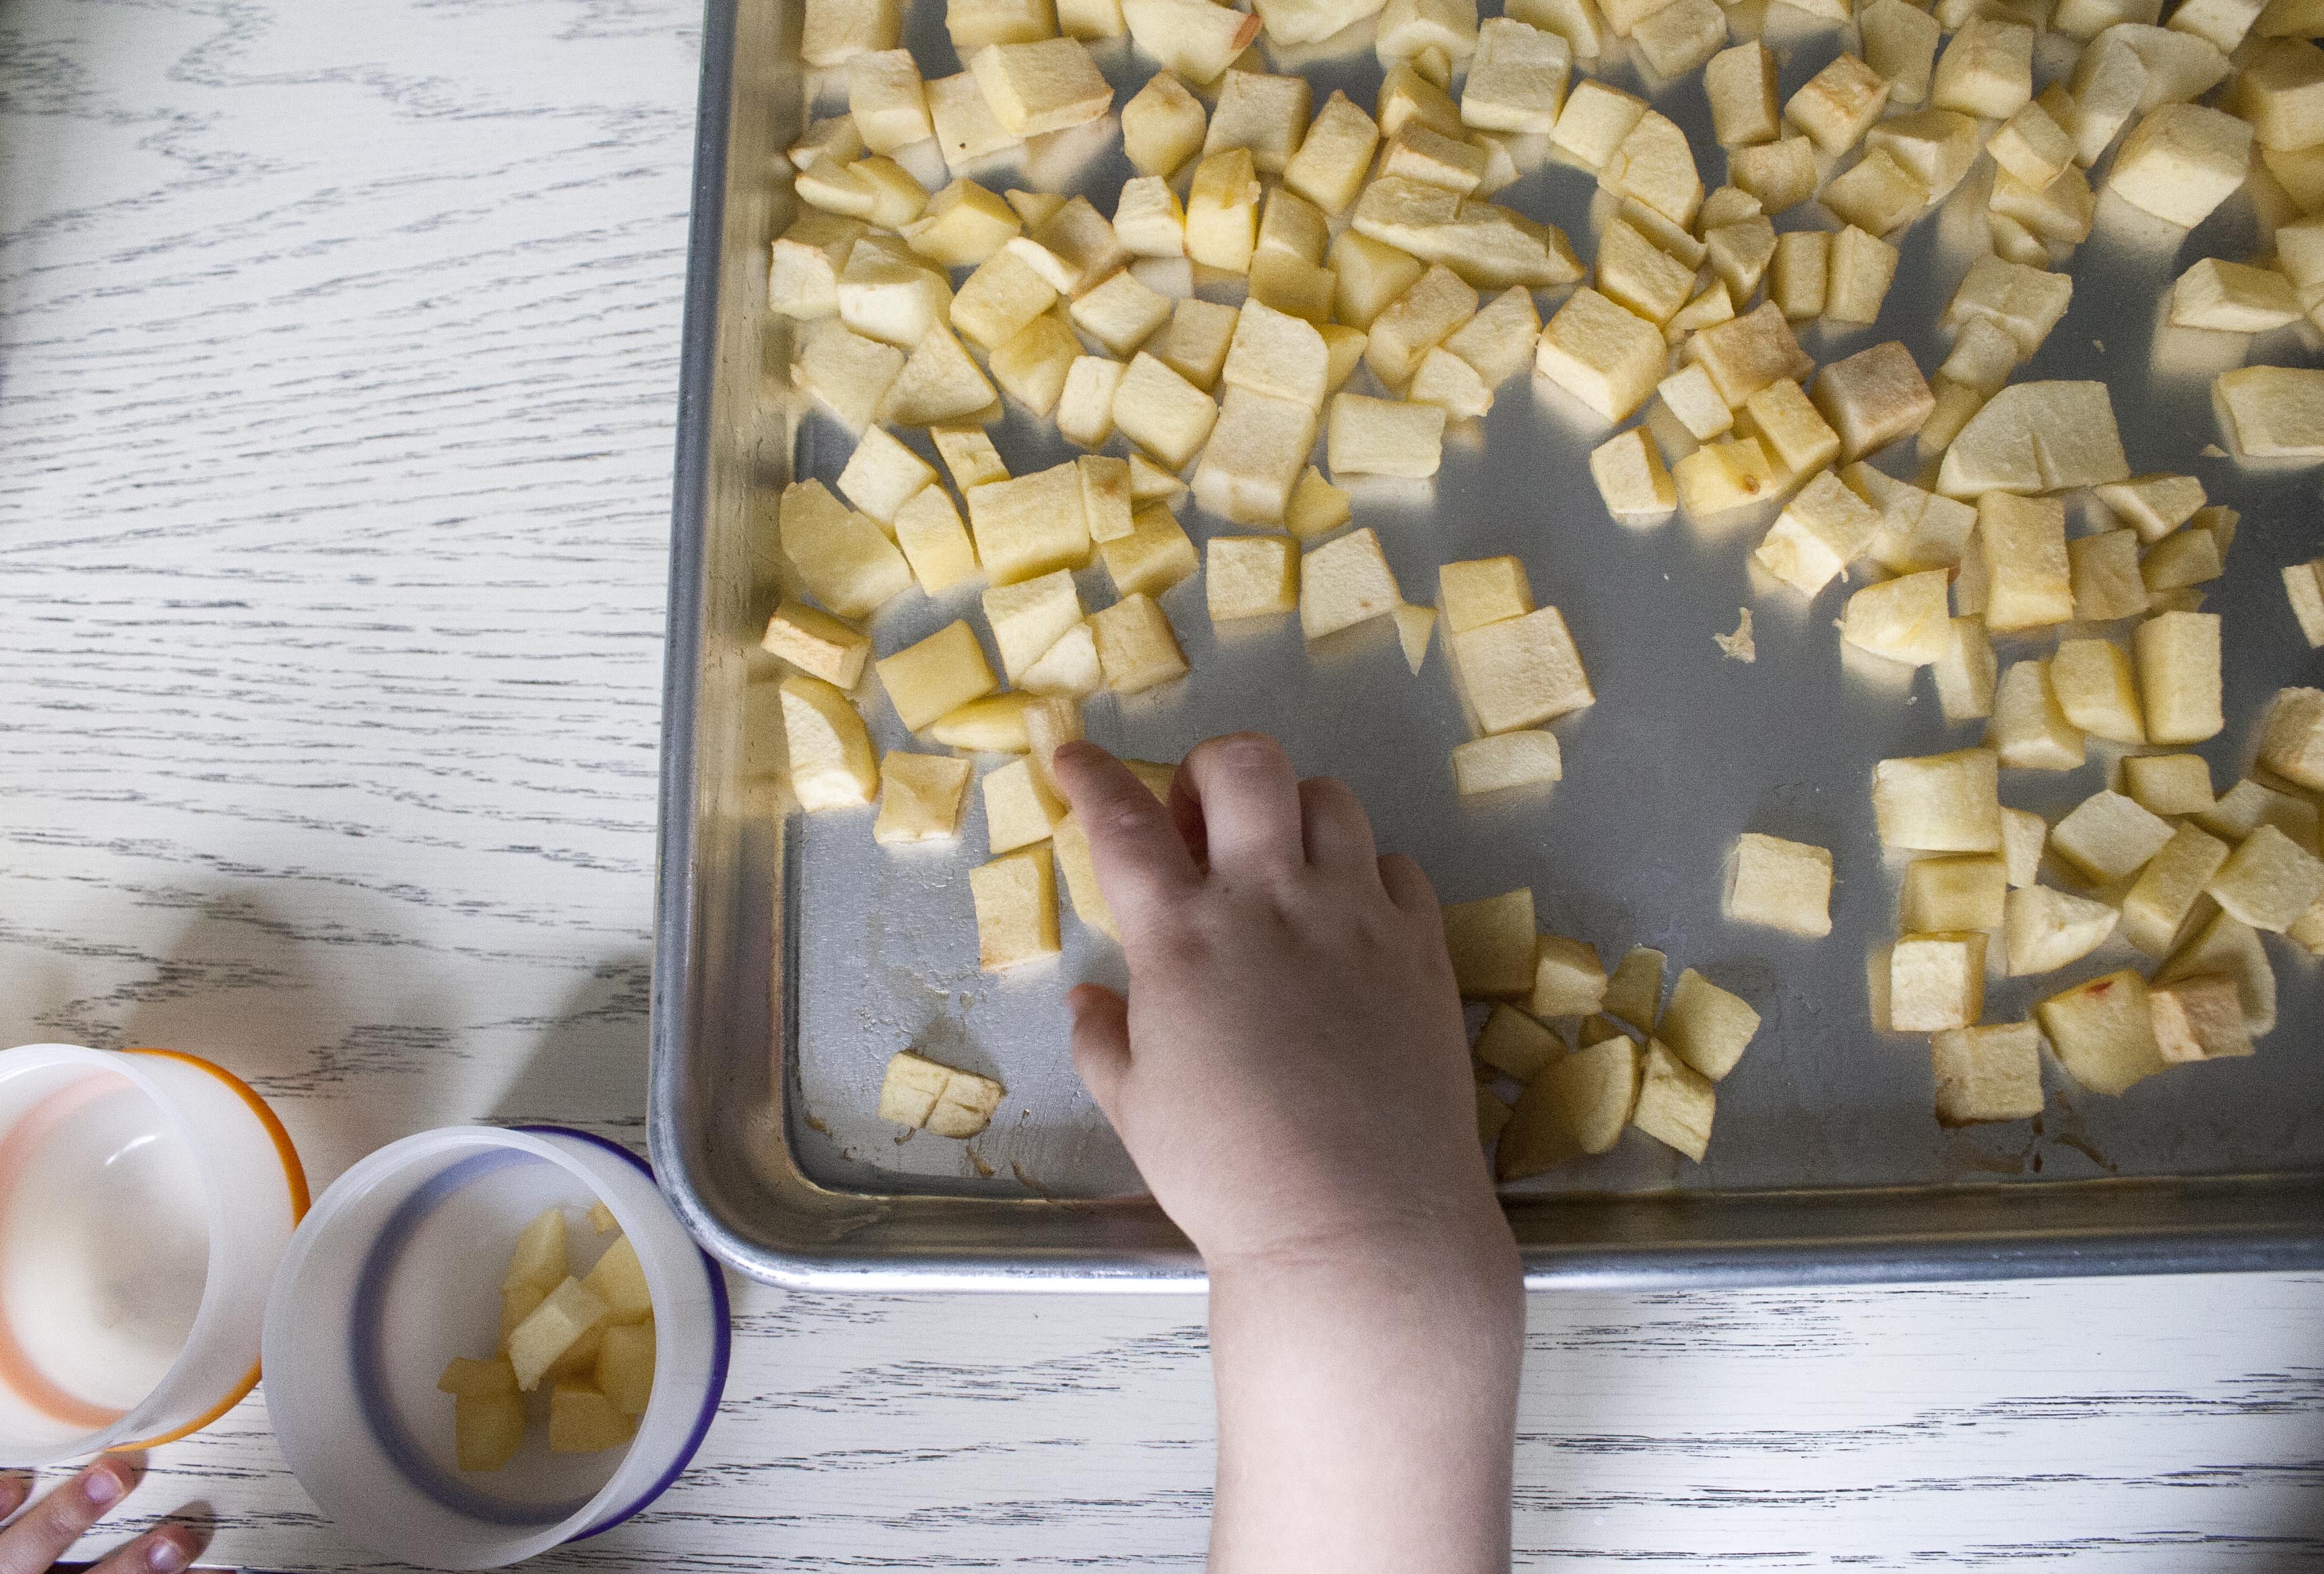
1066;983;1132;1122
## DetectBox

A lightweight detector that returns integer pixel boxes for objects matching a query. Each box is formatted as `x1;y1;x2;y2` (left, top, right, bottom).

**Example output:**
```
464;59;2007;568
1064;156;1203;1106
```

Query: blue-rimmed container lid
261;1125;730;1569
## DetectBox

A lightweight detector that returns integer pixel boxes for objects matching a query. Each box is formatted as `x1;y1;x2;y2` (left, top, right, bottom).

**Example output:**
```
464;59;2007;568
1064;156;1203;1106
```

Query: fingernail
83;1461;124;1506
148;1532;191;1572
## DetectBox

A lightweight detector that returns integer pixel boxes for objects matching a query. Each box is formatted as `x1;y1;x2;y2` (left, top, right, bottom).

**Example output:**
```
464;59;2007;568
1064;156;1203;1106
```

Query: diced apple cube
1068;270;1170;359
508;1277;610;1391
2043;638;2140;744
2051;790;2174;883
1987;658;2086;772
1199;69;1309;175
1121;0;1259;83
1972;493;2071;633
1284;467;1353;539
1089;593;1188;693
2067;530;2151;623
1768;230;1828;321
1439;556;1534;633
594;1321;657;1418
1648;968;1755;1081
1594;220;1695;327
1549;80;1648;170
1672;437;1780;515
1933;18;2033;118
1874;750;2001;853
874;751;975;845
1219;301;1329;412
2214;365;2324;459
1599;110;1702;228
1326;394;1446;477
1112;352;1218;470
440;1354;519;1400
455;1393;527;1472
1205;535;1299;623
2149;974;2254;1063
1524;935;1605;1017
1367;265;1479;387
548;1383;635;1454
2040;970;2167;1095
1706;41;1779;147
1475;1003;1566;1080
502;1208;568;1300
2259;687;2324;793
2207;825;2324;931
873;621;996;732
2170;257;2300;332
779;674;879;813
1443;887;1537;997
1729;135;1818;212
2132;610;2222;744
1299;527;1402;639
1722;832;1833;938
1464;18;1572;133
1628;1040;1714;1162
1586;949;1663;1037
1933;616;1997;723
883;325;1000;427
771;212;870;320
1811;342;1933;461
1535;287;1665;422
1120;71;1207;177
1588;429;1677;519
1787;53;1890;154
2108;102;2253;227
1196;388;1320;524
1451;730;1563;794
2004;884;2119;976
1684;301;1813;406
969;848;1060;969
951;247;1056;354
1282;90;1380;215
1453;607;1594;733
1842;571;1953;666
964;464;1089;587
1890;933;1986;1032
1186;148;1262;272
2121;822;2230;954
1903;856;2007;933
983;757;1062;852
1496;1037;1642;1178
792;322;906;435
2124;754;2213;817
1931;1022;2043;1125
901;180;1019;268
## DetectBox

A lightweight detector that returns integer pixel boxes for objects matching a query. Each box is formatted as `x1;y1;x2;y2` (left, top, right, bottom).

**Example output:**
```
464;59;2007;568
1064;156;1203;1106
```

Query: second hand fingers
1176;734;1304;876
0;1457;140;1574
90;1523;203;1574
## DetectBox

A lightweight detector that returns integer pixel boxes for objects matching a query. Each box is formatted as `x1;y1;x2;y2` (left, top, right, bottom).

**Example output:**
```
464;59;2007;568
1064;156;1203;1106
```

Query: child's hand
1052;733;1504;1273
0;1455;204;1573
1056;734;1523;1573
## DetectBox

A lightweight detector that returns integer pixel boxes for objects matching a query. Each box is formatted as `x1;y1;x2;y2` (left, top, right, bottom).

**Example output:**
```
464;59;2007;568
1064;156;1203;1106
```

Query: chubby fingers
90;1523;203;1574
1173;733;1305;875
0;1457;142;1574
1297;776;1379;875
1053;742;1200;929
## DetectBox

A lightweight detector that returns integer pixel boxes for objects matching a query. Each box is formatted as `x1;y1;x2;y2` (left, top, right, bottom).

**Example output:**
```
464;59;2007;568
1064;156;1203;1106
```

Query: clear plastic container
0;1044;309;1467
261;1125;731;1569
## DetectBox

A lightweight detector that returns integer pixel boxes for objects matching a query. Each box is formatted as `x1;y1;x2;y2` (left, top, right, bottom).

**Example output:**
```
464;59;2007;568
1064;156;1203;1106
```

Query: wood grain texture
2;2;2321;1569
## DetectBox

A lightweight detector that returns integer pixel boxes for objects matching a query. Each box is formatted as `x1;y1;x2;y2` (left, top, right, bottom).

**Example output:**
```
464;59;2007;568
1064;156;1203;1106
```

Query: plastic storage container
0;1044;308;1468
261;1124;731;1569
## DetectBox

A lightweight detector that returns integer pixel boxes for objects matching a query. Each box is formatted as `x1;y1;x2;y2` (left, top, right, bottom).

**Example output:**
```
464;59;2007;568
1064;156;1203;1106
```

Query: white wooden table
3;1;2321;1568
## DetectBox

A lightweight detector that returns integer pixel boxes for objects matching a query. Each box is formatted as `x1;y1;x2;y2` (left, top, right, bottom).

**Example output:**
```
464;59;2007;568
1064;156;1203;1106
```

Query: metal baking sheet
650;0;2324;1290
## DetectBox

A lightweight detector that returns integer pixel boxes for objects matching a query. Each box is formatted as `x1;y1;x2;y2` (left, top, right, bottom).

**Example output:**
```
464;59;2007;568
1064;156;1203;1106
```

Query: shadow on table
485;949;655;1145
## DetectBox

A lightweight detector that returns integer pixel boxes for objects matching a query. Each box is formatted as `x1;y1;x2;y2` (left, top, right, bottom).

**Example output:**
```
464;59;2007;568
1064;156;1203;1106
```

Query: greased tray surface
651;0;2324;1289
